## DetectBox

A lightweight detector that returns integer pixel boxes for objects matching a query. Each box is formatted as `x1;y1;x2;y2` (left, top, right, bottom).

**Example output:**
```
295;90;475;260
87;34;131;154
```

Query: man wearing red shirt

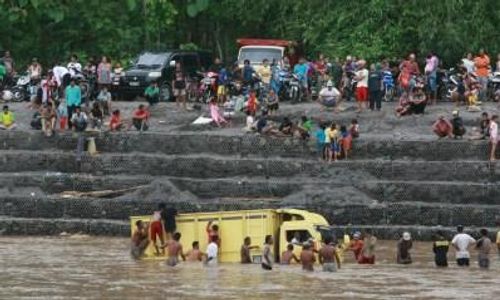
131;104;150;131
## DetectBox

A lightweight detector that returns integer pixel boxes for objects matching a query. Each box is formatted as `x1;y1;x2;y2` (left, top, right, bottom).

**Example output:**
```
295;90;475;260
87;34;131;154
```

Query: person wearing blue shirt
242;59;255;85
293;57;310;99
293;57;309;87
65;79;81;129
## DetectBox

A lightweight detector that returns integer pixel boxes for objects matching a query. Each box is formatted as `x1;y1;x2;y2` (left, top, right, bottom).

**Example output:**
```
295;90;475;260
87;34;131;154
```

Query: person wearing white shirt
354;60;369;113
52;64;70;88
461;53;475;74
67;54;82;78
205;236;218;266
319;80;341;111
451;225;476;267
489;115;498;161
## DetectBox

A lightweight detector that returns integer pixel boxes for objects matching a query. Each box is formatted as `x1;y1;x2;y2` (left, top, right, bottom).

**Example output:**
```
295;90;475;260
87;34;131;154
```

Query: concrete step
2;150;500;181
1;195;498;227
0;131;494;161
0;216;128;236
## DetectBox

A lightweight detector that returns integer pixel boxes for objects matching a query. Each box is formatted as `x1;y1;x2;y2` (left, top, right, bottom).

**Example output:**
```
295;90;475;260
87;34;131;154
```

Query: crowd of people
132;206;500;271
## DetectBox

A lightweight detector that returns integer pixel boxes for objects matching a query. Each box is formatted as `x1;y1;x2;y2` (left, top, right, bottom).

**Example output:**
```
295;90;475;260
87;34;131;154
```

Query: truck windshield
136;53;167;69
316;226;338;244
239;48;282;65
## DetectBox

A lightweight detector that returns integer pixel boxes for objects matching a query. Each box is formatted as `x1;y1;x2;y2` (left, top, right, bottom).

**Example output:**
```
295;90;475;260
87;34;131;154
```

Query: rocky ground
3;98;500;140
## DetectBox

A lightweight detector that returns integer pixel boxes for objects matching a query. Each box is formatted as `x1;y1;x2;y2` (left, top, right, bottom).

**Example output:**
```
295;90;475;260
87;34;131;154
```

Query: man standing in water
205;236;219;266
240;237;259;264
476;229;492;269
131;220;149;259
358;229;377;264
186;241;204;262
451;225;476;267
319;236;341;272
164;232;185;266
396;232;413;264
261;235;274;270
300;243;316;271
432;231;450;267
281;244;300;264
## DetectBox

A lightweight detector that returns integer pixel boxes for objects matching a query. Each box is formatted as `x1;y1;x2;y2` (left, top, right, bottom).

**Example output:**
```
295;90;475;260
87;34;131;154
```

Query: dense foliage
1;0;499;68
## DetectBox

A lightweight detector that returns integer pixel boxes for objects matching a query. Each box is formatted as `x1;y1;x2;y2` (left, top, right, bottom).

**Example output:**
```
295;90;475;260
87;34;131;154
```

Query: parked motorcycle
289;74;303;102
199;72;218;103
11;73;33;102
488;71;500;101
438;68;460;101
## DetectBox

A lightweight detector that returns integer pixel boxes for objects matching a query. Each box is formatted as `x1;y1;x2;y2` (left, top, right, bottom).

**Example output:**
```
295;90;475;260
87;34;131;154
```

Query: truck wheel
160;82;172;102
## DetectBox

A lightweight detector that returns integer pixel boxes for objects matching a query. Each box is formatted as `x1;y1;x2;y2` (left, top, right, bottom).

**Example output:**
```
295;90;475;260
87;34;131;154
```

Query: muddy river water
0;236;498;299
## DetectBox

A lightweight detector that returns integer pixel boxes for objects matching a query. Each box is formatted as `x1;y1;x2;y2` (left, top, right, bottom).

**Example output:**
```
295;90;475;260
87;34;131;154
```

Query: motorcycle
488;71;500;101
198;72;218;103
289;74;302;103
382;70;395;102
438;68;460;101
11;73;33;102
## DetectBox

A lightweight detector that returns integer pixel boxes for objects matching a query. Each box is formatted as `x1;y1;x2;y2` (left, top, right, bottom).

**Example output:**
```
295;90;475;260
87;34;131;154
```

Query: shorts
427;73;437;92
217;85;226;96
358;255;375;264
173;88;186;97
261;263;272;270
150;221;163;243
322;262;337;272
330;142;340;153
456;258;470;266
166;256;179;267
478;258;489;269
356;86;368;102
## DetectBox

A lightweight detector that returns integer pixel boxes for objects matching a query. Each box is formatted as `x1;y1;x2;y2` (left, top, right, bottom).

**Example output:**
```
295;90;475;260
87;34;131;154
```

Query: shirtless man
240;237;259;264
164;232;186;266
185;241;204;262
300;243;316;271
319;236;341;272
281;244;300;264
131;220;149;259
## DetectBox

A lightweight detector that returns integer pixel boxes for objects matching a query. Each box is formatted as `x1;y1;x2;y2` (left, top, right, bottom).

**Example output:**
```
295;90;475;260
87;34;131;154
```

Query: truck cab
236;38;291;68
118;50;211;101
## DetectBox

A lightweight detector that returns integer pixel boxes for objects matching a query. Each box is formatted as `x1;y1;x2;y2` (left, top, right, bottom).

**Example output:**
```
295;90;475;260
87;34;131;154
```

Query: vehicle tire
160;82;172;102
11;87;25;102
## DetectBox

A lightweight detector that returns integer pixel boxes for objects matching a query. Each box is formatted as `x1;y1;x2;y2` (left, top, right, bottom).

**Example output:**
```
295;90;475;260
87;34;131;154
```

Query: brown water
0;236;498;300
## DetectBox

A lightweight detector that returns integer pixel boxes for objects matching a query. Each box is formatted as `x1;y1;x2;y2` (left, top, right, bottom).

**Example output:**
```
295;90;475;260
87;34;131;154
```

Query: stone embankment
0;130;498;240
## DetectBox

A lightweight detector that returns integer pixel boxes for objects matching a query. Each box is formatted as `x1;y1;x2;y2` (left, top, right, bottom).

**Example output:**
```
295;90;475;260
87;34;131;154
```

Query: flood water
0;236;498;300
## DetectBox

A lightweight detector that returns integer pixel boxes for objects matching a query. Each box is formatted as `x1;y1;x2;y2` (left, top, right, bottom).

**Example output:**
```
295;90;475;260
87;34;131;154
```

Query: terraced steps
0;131;494;161
2;150;500;181
0;216;128;236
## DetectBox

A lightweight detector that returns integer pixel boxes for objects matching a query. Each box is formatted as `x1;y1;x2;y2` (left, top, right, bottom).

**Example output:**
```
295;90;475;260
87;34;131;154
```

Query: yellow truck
130;208;349;263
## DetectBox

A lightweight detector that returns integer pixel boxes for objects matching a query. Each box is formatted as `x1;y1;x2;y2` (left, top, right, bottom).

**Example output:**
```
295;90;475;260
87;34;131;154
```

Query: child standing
315;124;326;160
57;99;68;131
350;119;360;138
340;125;352;159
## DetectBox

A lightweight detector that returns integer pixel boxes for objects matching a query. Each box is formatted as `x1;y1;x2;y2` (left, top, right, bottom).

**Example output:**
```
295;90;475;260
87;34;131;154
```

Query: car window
136;53;167;69
181;54;199;76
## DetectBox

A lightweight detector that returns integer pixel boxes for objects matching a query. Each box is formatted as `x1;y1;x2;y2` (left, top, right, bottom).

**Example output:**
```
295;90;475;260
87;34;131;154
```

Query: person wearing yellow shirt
256;59;272;86
324;123;340;162
0;105;16;130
